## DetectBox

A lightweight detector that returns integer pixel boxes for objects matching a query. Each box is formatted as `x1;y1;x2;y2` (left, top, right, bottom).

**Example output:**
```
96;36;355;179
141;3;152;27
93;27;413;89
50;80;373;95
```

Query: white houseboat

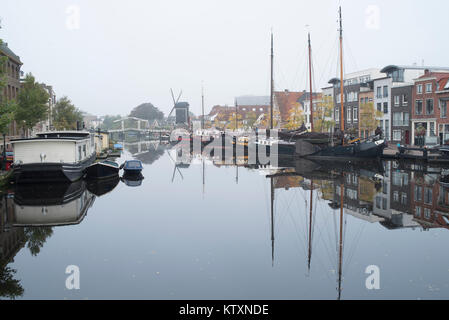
11;131;96;183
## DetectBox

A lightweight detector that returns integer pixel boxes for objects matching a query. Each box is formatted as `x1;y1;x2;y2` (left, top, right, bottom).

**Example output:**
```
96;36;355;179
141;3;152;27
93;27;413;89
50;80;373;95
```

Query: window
424;208;431;219
383;102;388;114
393;130;402;141
377;87;382;98
426;83;432;93
426;99;434;115
353;107;358;121
83;145;86;158
383;86;388;98
385;120;390;140
347;108;352;123
430;122;436;136
401;193;407;205
403;94;408;105
417;84;423;94
415;100;423;115
394;96;400;106
393;191;399;202
377;103;382;112
424;188;433;204
416;207;422;217
441;100;447;118
78;146;82;161
335;110;340;122
415;186;423;202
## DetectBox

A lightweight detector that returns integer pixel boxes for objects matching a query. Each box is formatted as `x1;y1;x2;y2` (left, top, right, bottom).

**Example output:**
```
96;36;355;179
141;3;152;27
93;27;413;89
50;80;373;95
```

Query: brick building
411;71;449;145
0;41;23;138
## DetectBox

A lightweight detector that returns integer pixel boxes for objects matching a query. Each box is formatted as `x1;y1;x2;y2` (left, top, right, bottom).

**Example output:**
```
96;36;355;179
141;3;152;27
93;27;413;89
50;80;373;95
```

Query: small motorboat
85;160;120;179
114;143;123;150
121;160;143;174
121;172;144;187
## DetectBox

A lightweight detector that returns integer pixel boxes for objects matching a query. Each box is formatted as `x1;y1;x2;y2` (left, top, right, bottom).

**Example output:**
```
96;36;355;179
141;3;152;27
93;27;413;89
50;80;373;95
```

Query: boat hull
305;140;386;161
86;162;119;180
13;153;96;184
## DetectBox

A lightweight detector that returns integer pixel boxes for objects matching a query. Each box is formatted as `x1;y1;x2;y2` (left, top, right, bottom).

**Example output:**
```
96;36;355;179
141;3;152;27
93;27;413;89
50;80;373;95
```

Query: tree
53;96;83;130
102;115;122;130
16;73;49;136
129;103;164;122
225;113;243;131
314;95;335;133
0;39;16;135
359;101;382;138
285;103;304;130
245;111;258;128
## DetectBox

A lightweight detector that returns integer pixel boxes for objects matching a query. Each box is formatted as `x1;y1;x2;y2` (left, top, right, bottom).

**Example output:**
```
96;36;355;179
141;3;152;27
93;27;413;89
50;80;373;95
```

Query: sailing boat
298;7;386;160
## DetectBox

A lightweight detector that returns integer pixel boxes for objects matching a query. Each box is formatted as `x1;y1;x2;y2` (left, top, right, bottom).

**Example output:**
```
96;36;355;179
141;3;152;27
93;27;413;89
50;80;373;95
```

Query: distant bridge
108;116;171;136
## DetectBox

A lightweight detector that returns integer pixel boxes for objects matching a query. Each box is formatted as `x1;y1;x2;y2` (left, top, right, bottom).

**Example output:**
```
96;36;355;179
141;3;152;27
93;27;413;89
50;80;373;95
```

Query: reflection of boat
121;173;144;187
85;160;119;179
121;160;143;174
11;131;96;183
12;180;95;227
86;176;120;197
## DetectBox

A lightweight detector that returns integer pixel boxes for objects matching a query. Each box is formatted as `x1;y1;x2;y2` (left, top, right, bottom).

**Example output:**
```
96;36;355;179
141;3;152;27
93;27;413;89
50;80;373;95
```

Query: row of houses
0;41;57;147
208;65;449;146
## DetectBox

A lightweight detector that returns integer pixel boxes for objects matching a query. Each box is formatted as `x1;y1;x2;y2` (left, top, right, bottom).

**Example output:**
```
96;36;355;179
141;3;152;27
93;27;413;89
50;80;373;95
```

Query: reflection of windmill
168;89;190;126
166;147;192;183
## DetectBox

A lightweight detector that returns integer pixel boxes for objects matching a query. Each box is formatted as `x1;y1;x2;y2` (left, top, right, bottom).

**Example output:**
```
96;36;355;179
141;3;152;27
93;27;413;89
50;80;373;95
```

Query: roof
381;65;449;73
0;42;22;64
235;95;270;106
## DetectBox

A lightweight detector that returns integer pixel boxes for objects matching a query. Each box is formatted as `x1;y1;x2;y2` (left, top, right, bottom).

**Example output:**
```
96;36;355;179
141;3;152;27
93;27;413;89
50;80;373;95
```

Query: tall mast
271;176;275;266
201;83;205;131
270;32;274;130
339;6;345;134
235;99;238;131
308;32;314;132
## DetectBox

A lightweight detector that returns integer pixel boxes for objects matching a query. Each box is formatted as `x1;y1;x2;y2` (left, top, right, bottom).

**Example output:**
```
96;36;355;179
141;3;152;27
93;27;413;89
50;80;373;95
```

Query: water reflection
1;140;449;299
13;181;95;227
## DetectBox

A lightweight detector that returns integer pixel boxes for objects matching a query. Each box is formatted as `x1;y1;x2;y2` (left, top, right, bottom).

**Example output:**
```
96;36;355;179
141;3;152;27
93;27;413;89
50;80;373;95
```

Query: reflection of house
0;196;27;269
411;171;449;230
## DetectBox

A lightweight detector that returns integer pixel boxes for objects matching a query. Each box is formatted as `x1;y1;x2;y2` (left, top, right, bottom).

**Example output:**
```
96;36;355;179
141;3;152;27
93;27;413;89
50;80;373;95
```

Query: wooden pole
308;33;314;132
270;32;274;130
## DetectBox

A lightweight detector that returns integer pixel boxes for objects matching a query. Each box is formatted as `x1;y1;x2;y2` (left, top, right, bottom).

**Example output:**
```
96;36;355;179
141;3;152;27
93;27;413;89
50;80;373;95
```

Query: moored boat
85;160;119;179
11;131;96;184
121;160;143;174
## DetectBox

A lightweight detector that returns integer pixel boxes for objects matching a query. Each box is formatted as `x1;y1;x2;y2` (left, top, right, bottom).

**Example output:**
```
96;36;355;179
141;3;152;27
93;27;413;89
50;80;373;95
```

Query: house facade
331;69;383;136
0;41;23;139
411;71;449;146
391;84;413;145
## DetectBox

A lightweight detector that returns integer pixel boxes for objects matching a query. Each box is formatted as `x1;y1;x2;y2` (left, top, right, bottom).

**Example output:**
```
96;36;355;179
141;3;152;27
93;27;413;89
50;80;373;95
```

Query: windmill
168;88;183;118
168;89;190;126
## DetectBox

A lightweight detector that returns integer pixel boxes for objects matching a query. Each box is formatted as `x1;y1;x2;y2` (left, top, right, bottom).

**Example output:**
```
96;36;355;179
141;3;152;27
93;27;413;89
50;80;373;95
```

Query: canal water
1;141;449;300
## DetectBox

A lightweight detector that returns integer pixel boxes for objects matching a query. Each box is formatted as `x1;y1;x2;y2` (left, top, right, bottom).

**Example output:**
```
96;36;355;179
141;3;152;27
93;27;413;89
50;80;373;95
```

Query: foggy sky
1;0;448;117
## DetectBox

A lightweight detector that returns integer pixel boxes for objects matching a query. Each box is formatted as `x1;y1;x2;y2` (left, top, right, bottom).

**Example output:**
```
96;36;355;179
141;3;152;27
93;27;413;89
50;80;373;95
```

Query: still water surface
2;141;449;300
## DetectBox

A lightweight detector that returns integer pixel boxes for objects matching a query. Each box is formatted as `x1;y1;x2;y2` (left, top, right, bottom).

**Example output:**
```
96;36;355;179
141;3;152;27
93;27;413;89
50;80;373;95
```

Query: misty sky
1;0;448;117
